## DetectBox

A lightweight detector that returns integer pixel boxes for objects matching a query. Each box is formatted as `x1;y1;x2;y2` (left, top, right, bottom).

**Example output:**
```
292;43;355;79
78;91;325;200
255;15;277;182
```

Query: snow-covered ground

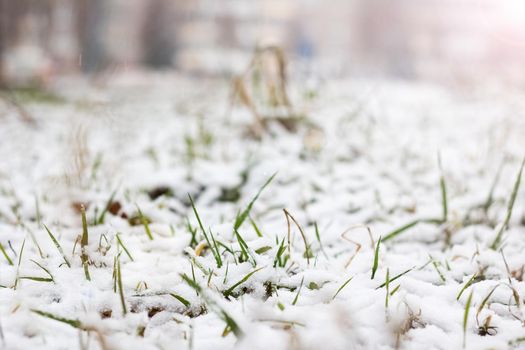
0;74;524;349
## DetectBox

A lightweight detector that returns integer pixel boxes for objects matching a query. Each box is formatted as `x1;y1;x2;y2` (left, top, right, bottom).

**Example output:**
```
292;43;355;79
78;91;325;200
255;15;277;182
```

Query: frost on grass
0;76;524;349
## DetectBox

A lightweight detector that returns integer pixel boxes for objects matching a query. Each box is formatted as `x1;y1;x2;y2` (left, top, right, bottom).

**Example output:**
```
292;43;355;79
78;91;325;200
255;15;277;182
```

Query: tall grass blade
490;157;525;250
80;205;91;281
43;224;71;268
234;173;276;231
136;204;153;240
292;277;304;305
188;195;222;267
117;258;127;315
438;153;448;222
332;276;353;300
463;289;474;349
116;233;134;262
371;236;381;279
456;273;477;301
97;188;118;224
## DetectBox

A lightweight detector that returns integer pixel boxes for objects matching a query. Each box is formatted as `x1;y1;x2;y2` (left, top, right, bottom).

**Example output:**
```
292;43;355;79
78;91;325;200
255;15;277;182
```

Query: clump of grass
490;157;525;250
188;195;223;268
273;237;288;268
463;289;474;349
43;224;71;268
80;205;91;281
371;236;381;279
135;204;153;240
180;274;243;337
234;230;252;265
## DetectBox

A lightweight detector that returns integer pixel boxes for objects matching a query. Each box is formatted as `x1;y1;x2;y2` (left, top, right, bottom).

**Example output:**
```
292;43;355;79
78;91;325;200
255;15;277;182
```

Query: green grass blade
14;239;26;289
456;273;477;301
292;277;304;306
390;284;401;296
0;242;13;266
223;267;263;297
188;195;222;267
476;284;499;321
136;204;153;240
438;153;448;222
117;258;127;315
234;172;276;231
116;233;134;262
332;276;353;300
24;259;54;283
249;217;263;237
180;273;243;337
80;205;91;281
385;268;390;308
371;236;381;279
375;268;412;289
382;220;420;242
97;188;118;224
463;289;474;349
43;225;71;268
31;309;82;329
490;157;525;250
170;293;190;307
429;254;446;282
483;160;504;213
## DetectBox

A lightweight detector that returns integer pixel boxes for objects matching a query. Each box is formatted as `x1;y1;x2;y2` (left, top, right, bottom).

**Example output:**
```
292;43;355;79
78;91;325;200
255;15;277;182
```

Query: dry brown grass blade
283;209;311;265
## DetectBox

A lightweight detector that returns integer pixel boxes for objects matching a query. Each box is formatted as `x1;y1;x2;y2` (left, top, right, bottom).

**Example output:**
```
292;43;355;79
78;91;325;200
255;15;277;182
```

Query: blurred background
1;0;525;88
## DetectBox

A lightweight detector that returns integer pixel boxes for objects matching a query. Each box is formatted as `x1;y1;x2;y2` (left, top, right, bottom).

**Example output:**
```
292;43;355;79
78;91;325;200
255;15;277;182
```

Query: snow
0;74;524;349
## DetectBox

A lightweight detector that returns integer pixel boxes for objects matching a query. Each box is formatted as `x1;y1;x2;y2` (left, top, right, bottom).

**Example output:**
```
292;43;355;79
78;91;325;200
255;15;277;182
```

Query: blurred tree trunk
141;0;175;68
75;0;106;73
